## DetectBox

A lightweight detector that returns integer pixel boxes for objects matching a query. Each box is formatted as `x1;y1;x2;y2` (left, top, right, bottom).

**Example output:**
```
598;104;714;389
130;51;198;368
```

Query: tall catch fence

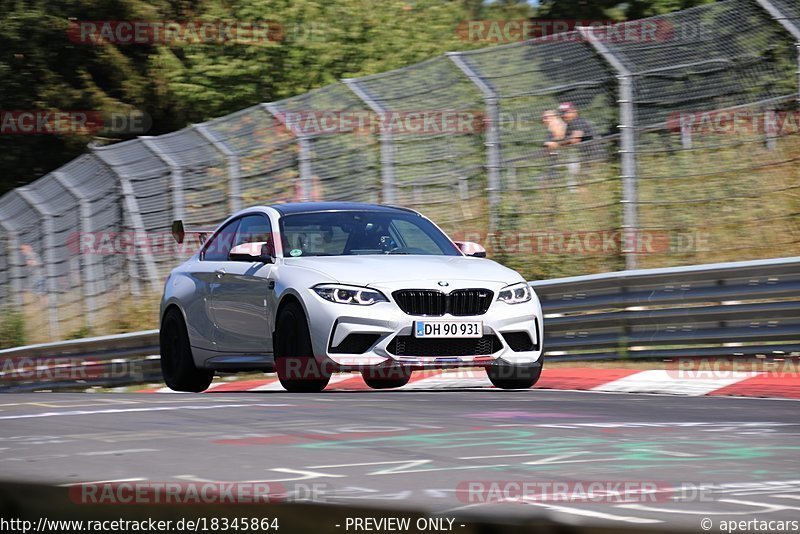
1;0;799;343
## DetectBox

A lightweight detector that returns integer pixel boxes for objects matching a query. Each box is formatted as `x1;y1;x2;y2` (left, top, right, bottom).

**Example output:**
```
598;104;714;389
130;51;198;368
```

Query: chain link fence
1;0;799;343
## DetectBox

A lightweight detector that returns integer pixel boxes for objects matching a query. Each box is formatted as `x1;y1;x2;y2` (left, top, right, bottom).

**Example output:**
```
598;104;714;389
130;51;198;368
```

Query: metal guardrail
1;257;799;390
531;256;800;360
0;330;160;392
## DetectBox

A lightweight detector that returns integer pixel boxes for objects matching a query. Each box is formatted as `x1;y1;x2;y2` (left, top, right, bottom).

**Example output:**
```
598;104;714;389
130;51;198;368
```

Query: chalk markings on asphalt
718;499;800;512
519;501;663;524
306;459;511;476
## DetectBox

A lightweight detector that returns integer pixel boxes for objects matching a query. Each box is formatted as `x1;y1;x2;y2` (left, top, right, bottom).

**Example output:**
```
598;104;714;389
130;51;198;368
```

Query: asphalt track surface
1;389;799;530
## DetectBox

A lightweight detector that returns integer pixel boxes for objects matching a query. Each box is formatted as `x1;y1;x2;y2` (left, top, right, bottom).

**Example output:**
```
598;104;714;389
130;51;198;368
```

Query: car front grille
387;334;501;357
392;289;493;316
392;290;446;316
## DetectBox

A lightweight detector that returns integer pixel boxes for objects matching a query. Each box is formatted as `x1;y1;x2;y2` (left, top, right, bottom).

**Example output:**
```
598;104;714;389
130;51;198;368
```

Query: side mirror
454;241;487;258
229;242;274;264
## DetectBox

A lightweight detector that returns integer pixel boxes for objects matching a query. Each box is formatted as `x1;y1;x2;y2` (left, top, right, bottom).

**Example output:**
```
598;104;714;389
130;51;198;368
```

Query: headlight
498;282;532;304
313;284;388;305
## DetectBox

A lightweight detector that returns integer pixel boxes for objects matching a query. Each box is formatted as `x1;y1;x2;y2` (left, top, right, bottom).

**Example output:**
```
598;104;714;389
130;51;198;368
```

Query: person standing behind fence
557;102;596;190
20;244;46;304
542;110;566;181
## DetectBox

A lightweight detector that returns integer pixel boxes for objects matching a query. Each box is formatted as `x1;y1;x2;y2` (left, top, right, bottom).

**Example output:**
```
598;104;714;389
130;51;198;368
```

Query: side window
233;215;274;255
201;219;240;261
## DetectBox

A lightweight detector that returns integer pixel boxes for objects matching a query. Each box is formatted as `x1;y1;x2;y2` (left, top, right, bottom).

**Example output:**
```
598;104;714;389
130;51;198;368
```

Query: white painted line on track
0;403;292;420
534;387;800;402
77;448;158;456
59;478;147;487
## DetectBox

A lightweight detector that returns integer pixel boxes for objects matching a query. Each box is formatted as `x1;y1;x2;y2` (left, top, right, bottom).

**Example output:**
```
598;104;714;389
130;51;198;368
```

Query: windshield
279;211;461;257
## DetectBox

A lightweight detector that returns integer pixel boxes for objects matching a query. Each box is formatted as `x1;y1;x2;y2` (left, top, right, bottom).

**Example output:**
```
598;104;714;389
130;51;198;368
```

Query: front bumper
305;289;543;371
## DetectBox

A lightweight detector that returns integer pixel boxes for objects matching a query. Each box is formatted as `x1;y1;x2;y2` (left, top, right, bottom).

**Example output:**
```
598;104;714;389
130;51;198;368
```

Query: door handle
214;268;226;277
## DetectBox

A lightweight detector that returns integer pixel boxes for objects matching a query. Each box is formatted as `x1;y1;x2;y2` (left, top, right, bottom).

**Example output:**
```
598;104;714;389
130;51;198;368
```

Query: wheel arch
275;290;309;324
160;301;187;328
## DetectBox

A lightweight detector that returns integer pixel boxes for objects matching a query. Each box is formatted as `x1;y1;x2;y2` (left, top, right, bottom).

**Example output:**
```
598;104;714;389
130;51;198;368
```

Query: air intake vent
387;334;501;357
329;333;381;354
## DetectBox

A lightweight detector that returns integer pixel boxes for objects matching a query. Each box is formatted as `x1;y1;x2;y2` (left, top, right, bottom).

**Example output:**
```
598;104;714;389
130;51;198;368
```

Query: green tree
0;0;717;194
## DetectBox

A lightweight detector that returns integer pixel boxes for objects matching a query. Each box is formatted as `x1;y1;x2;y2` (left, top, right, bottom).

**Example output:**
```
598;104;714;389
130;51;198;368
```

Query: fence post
16;189;60;339
579;26;638;270
116;177;161;294
0;221;22;307
194;123;243;212
753;0;800;103
342;79;396;204
263;103;313;202
447;52;502;235
141;137;185;223
53;171;97;330
90;147;162;295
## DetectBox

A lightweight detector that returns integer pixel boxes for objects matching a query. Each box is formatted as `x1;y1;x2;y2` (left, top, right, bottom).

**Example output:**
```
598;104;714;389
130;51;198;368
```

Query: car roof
271;202;419;216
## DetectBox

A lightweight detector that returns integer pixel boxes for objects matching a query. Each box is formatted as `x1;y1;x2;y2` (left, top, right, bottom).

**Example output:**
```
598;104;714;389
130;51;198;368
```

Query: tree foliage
0;0;715;193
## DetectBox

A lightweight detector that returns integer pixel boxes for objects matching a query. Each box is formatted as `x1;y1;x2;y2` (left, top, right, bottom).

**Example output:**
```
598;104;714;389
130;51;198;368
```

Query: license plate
413;321;483;338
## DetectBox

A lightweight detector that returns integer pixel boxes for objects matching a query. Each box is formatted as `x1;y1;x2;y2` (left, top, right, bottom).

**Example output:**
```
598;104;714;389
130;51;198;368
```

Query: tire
160;307;214;392
486;358;543;390
274;301;330;393
362;367;411;389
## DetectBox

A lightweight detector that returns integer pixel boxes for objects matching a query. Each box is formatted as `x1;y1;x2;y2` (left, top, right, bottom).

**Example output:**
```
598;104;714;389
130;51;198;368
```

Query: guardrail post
194;123;243;212
53;172;97;330
342;79;396;204
263;103;314;202
579;26;638;270
15;189;60;339
447;52;502;234
141;137;185;223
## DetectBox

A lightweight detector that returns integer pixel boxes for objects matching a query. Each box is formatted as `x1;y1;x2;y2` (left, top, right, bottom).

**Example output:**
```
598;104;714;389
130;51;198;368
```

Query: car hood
282;255;523;285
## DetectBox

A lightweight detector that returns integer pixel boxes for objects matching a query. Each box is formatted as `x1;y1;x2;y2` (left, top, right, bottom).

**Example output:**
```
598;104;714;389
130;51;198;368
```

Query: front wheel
274;301;330;393
486;359;543;390
160;308;214;392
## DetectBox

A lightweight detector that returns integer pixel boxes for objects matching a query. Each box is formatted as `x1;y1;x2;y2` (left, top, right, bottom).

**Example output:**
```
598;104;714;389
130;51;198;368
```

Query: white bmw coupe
160;202;543;392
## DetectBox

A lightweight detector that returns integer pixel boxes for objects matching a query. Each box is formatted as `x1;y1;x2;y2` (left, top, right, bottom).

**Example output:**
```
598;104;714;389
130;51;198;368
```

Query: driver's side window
201;219;240;261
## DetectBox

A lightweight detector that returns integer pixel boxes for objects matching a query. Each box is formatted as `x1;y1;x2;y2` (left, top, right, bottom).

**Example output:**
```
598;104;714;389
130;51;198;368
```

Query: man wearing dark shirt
559;102;595;145
557;102;596;190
